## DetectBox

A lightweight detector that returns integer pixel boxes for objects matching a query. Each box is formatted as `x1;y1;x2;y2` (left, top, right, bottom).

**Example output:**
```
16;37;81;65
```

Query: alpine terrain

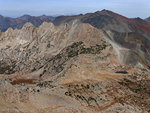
0;10;150;113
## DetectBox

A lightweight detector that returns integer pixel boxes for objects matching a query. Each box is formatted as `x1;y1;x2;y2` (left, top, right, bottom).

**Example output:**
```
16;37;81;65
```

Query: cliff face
0;11;150;113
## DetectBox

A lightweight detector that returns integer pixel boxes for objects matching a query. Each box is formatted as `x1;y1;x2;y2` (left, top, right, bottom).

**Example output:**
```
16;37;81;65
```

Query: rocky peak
22;22;35;28
40;22;54;28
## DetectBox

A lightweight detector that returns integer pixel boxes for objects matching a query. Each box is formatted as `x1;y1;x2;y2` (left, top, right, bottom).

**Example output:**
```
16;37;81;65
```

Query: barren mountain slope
53;10;150;69
0;20;150;113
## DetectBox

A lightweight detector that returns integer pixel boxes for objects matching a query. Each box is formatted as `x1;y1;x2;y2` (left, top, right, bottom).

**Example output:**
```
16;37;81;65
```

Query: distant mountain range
0;10;150;32
0;14;54;31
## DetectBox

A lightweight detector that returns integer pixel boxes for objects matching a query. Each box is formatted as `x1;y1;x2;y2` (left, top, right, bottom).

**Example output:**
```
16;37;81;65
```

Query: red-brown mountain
53;10;150;37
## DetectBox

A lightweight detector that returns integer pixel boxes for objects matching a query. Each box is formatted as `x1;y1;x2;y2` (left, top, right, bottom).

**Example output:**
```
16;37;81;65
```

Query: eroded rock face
0;20;150;113
104;30;150;67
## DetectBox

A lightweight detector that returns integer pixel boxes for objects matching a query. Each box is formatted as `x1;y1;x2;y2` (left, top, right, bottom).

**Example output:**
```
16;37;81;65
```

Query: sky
0;0;149;18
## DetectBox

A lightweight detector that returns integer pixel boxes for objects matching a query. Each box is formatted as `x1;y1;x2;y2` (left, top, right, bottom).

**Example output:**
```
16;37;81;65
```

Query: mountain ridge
0;9;150;32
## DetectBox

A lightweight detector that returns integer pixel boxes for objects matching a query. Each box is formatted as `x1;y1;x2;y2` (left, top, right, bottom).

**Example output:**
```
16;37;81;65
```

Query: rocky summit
0;10;150;113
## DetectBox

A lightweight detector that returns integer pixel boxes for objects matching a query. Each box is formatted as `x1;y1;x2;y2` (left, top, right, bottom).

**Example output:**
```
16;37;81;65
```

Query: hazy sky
0;0;149;18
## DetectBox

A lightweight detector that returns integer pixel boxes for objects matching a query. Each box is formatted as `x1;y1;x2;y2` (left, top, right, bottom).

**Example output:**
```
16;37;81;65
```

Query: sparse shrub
65;91;72;97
